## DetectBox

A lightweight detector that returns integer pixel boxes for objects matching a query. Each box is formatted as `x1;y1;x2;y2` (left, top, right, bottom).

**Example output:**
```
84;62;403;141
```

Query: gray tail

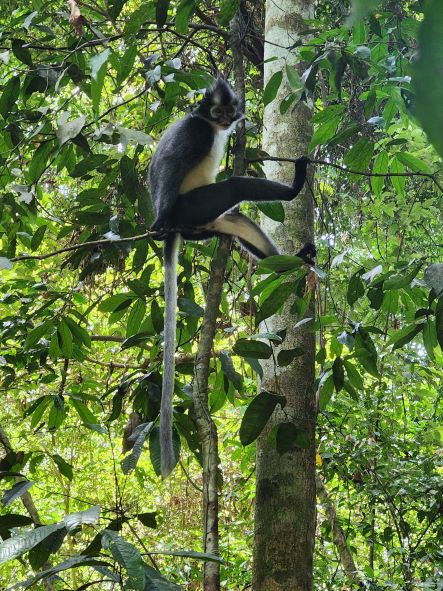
160;233;180;478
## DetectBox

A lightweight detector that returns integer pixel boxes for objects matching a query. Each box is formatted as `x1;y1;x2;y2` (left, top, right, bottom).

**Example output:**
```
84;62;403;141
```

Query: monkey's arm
170;157;308;228
149;117;215;233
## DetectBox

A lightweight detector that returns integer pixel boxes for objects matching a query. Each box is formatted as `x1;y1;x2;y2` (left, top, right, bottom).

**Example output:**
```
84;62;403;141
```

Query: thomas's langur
149;78;311;477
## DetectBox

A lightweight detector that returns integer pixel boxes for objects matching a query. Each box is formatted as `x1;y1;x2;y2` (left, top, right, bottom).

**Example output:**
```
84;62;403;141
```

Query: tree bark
253;2;316;590
192;237;229;591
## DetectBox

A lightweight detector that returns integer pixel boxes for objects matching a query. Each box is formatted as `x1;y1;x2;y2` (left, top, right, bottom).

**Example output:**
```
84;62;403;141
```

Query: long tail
160;233;180;478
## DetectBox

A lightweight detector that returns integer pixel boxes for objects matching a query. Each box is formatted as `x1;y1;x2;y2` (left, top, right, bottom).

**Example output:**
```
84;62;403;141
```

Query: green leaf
57;320;73;358
48;396;65;429
121;331;153;350
257;282;294;324
17;557;109;589
137;512;157;529
63;317;91;349
347;0;382;26
25;320;53;349
389;157;405;198
102;530;146;590
371;152;388;196
347;271;365;306
395;152;432;173
256;201;285;222
29;528;67;571
354;330;379;377
0;514;33;534
277;347;304;367
255;254;305;274
318;373;334;410
176;0;196;34
343;360;364;391
344;138;374;171
219;351;243;390
1;481;34;507
71;399;98;425
156;0;171;27
217;0;240;26
124;4;155;35
30;225;47;251
239;391;286;446
121;422;152;474
391;324;423;350
11;38;33;66
0;76;20;120
0;522;63;565
126;299;146;338
413;0;443;158
99;293;135;313
276;423;310;454
109;0;128;20
177;297;204;317
383;262;422;290
233;339;272;359
51;454;73;481
286;65;302;90
28;141;56;183
156;549;224;563
435;296;443;350
56;113;86;146
263;71;283;107
332;357;345;392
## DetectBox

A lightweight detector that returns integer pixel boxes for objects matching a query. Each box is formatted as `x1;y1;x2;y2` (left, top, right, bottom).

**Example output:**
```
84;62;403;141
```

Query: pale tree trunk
253;2;316;591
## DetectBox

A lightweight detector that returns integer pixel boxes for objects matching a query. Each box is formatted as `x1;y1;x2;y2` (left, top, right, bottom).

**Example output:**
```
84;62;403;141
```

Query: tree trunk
193;237;230;591
253;2;316;591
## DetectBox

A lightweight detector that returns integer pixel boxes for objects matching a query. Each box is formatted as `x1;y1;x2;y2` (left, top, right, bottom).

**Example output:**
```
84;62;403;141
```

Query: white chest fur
179;128;229;194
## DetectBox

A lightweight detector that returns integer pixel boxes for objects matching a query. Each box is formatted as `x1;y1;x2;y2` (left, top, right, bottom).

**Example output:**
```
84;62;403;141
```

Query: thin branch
10;232;153;262
248;156;443;193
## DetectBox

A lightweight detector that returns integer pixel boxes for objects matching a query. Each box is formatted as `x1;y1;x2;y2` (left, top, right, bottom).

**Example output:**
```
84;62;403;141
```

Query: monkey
148;77;311;477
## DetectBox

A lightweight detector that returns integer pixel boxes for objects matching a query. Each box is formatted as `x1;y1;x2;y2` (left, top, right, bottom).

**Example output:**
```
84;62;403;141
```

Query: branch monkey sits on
149;77;311;477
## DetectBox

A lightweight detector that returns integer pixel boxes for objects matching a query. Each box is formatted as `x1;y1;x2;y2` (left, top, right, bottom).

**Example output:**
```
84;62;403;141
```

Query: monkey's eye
210;106;222;118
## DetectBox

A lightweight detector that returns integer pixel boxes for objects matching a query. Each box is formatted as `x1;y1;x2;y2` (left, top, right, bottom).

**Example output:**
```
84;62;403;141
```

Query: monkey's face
197;78;243;129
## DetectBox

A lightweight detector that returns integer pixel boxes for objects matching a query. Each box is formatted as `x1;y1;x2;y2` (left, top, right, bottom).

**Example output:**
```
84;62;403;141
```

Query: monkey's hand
150;218;176;240
296;242;316;265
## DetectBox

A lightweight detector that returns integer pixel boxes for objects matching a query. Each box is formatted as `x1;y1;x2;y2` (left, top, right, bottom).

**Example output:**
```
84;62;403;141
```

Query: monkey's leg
171;157;308;228
209;213;279;259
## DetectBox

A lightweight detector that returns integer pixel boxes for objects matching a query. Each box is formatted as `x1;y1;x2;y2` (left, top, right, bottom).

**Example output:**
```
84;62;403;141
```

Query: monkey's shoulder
157;115;215;156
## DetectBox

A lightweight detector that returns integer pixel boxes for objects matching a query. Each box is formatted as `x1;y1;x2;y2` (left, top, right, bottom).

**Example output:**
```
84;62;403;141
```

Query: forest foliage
0;0;442;589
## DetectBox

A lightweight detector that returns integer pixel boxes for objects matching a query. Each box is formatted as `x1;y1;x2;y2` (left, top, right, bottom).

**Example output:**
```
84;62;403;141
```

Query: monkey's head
196;77;243;130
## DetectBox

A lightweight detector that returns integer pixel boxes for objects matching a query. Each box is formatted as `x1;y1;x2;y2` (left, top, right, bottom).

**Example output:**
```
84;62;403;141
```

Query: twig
248;156;443;193
10;232;152;262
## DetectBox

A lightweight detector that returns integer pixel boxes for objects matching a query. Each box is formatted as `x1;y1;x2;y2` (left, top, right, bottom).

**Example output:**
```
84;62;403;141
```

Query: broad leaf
239;391;286;446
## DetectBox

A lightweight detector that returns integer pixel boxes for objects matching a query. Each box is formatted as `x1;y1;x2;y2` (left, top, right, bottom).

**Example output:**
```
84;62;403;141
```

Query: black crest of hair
148;76;310;477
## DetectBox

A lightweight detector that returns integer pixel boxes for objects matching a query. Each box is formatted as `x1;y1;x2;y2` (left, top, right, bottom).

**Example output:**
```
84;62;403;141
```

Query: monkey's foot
296;242;316;265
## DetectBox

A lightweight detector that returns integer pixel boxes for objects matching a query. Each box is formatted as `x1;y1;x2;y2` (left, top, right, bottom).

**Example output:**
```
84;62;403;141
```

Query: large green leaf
121;422;153;474
263;71;283;107
435;296;443;350
413;0;443;158
239;391;286;446
0;76;20;119
102;530;145;590
233;339;272;359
